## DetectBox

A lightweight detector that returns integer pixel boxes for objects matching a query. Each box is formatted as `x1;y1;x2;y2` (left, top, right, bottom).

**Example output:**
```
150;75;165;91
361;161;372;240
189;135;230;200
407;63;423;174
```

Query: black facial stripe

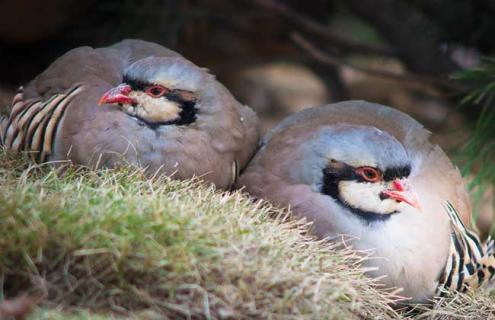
349;207;398;223
123;77;197;104
121;77;198;127
322;163;357;182
321;168;341;200
321;165;395;223
174;100;197;125
123;77;147;91
165;91;182;102
323;163;380;183
321;160;408;224
168;91;197;105
129;100;197;129
321;162;362;201
383;165;411;181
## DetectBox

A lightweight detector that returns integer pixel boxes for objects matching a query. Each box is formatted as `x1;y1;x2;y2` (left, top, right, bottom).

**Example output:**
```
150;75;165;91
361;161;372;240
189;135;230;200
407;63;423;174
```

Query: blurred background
0;0;494;234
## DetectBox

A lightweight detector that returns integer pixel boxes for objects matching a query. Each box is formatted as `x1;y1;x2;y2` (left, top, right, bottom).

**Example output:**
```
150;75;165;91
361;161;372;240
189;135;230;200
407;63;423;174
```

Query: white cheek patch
339;181;398;214
127;92;181;123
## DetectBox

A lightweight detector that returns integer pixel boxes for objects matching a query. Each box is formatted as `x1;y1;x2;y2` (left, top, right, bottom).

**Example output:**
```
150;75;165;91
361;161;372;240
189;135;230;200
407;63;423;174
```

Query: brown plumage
237;101;492;303
0;39;260;189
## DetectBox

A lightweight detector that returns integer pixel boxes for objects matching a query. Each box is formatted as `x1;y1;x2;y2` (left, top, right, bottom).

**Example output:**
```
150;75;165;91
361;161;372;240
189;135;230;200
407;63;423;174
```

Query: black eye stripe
383;165;411;181
321;162;398;224
123;77;146;91
121;76;198;127
122;77;197;103
323;164;356;181
165;91;188;103
323;162;411;182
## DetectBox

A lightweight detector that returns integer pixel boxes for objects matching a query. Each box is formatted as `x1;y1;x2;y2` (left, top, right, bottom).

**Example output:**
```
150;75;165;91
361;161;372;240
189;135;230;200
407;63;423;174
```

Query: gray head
125;57;211;92
298;124;420;222
99;57;213;127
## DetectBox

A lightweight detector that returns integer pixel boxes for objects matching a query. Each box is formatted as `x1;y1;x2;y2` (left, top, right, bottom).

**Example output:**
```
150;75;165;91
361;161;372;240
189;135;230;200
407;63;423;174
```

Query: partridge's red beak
382;179;421;210
98;84;136;106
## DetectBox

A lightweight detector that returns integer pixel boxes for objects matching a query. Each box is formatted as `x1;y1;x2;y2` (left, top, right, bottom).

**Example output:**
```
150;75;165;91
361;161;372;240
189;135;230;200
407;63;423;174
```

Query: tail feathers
437;201;495;294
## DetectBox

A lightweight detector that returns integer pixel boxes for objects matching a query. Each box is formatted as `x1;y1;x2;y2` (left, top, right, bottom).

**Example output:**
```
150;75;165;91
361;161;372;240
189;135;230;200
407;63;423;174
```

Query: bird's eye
145;85;168;98
356;167;381;182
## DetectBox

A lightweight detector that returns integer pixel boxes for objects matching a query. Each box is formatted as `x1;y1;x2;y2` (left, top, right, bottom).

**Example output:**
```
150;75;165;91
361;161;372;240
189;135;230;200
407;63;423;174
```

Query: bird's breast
353;206;451;303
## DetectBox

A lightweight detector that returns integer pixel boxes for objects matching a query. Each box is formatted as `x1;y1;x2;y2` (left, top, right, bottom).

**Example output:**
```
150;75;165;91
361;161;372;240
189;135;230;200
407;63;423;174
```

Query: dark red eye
356;167;381;182
145;85;167;98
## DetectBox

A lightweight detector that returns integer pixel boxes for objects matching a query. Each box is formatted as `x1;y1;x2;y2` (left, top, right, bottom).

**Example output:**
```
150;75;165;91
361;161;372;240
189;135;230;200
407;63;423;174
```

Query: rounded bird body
238;101;493;303
0;39;260;189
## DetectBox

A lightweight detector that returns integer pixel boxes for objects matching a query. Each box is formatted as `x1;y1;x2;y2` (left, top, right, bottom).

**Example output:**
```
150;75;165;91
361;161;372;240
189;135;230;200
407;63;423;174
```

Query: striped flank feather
437;201;495;295
0;85;82;162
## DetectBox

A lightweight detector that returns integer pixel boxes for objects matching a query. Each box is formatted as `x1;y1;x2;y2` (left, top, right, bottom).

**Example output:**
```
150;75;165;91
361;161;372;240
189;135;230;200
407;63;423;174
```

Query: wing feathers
2;85;82;163
438;201;495;294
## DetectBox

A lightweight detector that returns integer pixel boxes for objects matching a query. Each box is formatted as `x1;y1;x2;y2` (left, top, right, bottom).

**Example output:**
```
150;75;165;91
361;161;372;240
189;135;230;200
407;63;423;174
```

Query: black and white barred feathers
437;201;495;295
0;85;82;162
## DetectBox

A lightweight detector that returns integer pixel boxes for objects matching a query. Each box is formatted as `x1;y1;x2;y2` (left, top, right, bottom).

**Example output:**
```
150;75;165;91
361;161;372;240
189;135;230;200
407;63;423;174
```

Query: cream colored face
338;180;403;215
123;91;182;124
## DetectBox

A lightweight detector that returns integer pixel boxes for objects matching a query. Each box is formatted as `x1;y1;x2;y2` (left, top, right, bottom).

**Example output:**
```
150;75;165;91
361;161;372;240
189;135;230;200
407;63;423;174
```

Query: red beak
98;84;136;106
382;179;421;210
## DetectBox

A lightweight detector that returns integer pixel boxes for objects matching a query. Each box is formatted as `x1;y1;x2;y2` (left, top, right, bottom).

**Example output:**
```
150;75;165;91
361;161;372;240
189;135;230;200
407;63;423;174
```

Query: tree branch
291;33;461;92
344;0;460;76
251;0;396;57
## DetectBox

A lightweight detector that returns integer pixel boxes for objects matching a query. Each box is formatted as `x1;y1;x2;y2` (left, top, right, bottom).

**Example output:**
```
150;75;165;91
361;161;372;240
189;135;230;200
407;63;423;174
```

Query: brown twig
344;0;460;76
291;33;462;92
251;0;396;57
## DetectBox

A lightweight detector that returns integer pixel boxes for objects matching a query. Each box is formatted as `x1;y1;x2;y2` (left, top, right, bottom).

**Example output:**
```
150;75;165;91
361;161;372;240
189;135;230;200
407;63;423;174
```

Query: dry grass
0;149;400;319
0;149;494;319
414;289;495;320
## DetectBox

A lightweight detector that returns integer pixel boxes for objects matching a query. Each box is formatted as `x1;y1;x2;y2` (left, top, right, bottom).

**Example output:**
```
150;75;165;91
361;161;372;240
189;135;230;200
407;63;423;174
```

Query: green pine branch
455;58;495;228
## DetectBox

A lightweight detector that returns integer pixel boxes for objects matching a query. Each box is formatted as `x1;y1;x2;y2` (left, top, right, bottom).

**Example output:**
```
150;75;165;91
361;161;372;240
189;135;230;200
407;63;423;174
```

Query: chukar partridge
0;39;259;189
237;101;495;303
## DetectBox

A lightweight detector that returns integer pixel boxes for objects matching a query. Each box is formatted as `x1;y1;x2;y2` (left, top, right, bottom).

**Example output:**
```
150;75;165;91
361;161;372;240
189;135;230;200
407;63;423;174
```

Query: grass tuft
417;289;495;320
0;148;401;319
1;148;494;319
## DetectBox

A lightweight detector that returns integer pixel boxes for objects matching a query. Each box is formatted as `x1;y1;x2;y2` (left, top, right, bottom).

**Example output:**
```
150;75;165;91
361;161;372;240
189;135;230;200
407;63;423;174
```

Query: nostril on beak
99;84;136;106
392;179;406;191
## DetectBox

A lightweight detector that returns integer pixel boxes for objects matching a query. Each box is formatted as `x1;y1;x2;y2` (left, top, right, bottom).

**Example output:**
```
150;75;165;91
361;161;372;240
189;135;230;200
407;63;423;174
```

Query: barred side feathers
437;201;495;295
1;85;82;162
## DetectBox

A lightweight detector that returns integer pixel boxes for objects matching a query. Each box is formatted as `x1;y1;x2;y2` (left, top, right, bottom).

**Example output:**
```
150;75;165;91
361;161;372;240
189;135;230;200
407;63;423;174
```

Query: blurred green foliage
456;58;495;224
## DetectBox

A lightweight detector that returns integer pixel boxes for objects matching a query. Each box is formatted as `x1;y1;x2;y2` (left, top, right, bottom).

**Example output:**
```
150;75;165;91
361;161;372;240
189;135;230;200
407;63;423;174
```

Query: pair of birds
1;39;494;304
